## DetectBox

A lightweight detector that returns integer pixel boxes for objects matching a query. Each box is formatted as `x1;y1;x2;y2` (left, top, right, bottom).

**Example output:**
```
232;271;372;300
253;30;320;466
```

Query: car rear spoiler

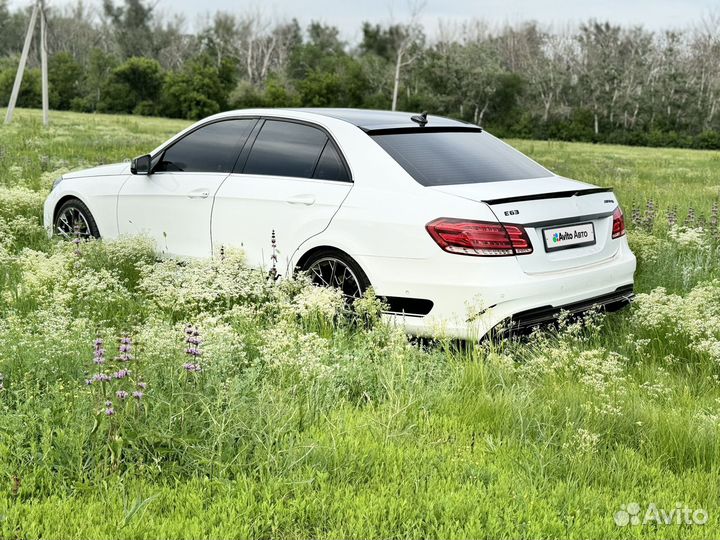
482;187;613;206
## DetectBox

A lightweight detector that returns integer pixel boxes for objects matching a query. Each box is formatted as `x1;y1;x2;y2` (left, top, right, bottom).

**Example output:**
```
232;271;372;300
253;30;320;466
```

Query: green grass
1;108;720;539
511;139;720;213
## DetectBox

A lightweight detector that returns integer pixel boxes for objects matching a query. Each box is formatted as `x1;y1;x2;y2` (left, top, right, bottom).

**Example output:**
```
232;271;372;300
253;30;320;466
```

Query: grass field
0;108;719;539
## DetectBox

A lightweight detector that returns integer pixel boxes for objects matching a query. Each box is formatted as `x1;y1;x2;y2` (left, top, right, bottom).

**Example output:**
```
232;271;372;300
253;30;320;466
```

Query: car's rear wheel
54;199;100;239
301;249;370;301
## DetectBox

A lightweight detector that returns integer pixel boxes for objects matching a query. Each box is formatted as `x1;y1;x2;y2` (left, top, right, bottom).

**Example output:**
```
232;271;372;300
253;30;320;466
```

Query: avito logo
552;230;589;243
552;231;574;243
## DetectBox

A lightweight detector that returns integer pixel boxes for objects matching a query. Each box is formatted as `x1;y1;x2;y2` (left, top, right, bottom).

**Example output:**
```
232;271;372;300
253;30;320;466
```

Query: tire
300;248;371;300
54;198;101;239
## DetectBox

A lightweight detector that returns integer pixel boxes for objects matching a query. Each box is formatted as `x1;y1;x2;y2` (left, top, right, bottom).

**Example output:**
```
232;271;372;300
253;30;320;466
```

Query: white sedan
44;108;636;339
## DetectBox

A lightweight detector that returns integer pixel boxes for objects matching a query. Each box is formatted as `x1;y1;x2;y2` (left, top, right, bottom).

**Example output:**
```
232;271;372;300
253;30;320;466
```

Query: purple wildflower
113;369;131;380
185;326;201;340
93;338;106;365
85;335;146;416
115;336;134;362
182;325;203;373
90;373;111;384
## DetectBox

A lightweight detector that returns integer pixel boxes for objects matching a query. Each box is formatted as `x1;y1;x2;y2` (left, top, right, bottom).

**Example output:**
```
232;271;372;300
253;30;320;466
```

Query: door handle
287;194;315;206
188;190;210;199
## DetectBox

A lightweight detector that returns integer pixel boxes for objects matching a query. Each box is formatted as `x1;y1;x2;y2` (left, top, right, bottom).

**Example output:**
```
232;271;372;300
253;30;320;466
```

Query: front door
117;118;257;257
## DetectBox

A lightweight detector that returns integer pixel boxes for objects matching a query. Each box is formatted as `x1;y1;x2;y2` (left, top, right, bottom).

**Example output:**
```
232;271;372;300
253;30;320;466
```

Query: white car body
45;108;636;339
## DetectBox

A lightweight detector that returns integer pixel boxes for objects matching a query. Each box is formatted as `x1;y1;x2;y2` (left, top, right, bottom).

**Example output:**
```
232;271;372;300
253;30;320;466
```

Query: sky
7;0;719;41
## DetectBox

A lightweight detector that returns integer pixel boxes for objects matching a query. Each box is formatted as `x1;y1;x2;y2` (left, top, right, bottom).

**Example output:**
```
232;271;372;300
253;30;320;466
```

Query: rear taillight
426;218;533;256
612;207;626;239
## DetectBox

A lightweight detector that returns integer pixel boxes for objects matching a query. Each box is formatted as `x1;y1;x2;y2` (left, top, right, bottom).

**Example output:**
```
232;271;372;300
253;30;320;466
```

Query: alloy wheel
55;206;92;239
306;256;363;300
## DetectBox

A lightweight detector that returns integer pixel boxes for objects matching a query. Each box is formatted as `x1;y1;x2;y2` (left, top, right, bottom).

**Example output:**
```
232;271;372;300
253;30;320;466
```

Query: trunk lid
431;177;622;274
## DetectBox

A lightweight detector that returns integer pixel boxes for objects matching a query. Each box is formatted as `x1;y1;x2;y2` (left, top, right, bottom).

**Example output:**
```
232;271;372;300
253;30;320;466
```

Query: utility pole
40;0;49;126
4;1;50;126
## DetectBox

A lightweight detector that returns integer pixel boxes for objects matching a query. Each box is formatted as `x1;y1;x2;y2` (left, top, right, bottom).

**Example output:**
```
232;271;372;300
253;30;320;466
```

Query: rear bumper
368;240;636;340
495;283;634;336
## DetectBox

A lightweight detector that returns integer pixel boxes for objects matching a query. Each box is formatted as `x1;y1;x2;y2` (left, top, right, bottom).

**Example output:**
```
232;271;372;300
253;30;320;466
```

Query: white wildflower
668;225;708;249
138;249;272;316
632;281;720;364
639;380;671;400
562;427;600;455
288;286;343;321
259;320;332;379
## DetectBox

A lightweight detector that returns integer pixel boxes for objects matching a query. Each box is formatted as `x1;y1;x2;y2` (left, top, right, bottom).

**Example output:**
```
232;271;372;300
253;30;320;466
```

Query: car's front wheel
54;198;100;239
301;249;370;301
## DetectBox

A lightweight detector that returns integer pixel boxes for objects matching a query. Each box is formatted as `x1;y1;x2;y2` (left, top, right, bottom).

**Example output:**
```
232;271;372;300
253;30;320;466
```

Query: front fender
45;175;129;238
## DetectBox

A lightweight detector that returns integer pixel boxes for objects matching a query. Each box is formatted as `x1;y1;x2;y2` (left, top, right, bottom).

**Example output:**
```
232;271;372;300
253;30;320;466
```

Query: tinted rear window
371;130;550;186
244;120;328;179
313;141;350;181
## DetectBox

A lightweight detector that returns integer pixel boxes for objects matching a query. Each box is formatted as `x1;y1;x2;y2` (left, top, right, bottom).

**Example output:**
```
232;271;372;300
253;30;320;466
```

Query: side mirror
131;154;152;175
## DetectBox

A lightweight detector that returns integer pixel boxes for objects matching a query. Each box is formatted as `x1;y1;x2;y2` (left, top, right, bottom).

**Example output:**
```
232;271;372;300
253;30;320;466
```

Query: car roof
284;108;474;131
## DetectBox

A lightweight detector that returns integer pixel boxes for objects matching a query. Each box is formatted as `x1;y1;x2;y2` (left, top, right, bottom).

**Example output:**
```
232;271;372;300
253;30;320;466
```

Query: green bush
98;57;164;114
48;52;83;110
0;64;41;108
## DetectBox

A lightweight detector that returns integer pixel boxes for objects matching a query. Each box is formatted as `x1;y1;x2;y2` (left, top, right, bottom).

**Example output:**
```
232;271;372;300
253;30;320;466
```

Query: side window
313;141;350;182
156;119;255;173
243;120;328;179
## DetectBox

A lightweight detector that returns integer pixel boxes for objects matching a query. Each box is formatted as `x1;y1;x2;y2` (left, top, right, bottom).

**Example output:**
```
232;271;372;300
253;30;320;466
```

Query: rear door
211;119;353;272
118;118;256;257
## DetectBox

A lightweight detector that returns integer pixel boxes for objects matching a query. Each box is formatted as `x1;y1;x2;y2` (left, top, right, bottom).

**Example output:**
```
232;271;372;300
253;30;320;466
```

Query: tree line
1;0;719;149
